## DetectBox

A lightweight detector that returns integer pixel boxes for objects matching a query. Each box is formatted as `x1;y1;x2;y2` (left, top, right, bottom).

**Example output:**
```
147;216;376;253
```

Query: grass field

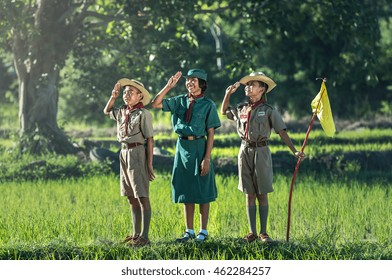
0;171;390;260
1;102;391;260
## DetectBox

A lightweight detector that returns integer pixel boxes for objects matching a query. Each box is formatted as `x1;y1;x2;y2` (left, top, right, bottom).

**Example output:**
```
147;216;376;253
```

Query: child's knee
246;193;257;204
257;194;268;205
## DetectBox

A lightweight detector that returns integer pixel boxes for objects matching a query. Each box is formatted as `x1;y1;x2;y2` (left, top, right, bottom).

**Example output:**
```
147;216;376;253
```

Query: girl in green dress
151;69;221;242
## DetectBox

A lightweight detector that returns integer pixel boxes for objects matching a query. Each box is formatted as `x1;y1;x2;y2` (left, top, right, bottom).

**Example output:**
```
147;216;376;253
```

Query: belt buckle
188;135;195;140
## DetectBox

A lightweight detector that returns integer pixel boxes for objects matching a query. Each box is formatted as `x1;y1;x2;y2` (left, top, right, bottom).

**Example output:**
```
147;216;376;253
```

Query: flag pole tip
315;77;327;82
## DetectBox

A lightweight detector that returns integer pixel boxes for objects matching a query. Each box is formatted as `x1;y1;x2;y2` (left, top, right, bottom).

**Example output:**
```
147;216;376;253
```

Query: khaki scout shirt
226;102;286;141
110;106;154;143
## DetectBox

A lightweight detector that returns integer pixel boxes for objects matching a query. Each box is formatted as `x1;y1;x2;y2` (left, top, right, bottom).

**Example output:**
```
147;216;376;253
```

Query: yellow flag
311;81;335;137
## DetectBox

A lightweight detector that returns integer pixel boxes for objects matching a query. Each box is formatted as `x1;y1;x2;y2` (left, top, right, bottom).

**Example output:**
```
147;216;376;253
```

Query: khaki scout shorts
119;146;149;198
238;144;274;194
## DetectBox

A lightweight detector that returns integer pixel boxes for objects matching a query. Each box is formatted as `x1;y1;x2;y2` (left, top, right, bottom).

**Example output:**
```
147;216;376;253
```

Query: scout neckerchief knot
125;102;144;135
185;93;204;123
244;99;265;140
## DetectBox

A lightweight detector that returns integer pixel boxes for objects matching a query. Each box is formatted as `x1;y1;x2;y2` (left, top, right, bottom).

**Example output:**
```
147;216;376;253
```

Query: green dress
162;94;221;203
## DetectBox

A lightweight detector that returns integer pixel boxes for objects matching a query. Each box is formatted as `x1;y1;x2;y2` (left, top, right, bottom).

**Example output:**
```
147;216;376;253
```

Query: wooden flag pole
286;78;326;242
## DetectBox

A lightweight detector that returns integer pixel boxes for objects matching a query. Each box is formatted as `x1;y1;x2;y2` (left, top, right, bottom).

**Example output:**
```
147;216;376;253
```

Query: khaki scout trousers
119;146;149;198
238;144;274;194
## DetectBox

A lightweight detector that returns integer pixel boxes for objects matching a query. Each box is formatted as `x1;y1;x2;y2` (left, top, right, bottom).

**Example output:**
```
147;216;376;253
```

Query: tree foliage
0;0;391;154
0;0;118;153
61;0;391;122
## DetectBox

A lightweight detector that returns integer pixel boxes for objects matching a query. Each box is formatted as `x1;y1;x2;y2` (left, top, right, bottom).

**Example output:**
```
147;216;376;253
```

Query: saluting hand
167;71;182;89
112;82;121;98
225;81;240;96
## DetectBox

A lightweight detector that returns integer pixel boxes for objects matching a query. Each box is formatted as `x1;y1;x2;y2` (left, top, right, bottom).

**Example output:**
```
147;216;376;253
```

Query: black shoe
176;231;196;243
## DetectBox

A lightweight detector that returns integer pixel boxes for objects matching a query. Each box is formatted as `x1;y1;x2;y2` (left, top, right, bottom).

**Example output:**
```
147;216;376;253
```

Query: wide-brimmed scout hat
117;78;151;105
183;69;208;81
239;72;277;93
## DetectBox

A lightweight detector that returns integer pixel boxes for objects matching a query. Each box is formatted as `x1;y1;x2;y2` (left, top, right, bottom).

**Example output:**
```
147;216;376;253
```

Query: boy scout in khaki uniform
103;78;155;246
221;72;305;242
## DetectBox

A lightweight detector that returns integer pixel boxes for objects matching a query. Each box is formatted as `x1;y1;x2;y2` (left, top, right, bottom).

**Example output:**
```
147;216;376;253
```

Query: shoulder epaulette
263;103;275;110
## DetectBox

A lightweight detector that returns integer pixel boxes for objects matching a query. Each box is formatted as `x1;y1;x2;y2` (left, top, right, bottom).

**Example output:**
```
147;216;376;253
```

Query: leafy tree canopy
0;0;391;154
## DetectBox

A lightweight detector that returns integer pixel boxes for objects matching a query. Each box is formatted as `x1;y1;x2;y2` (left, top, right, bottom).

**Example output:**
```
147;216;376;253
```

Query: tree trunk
17;67;77;155
12;0;84;155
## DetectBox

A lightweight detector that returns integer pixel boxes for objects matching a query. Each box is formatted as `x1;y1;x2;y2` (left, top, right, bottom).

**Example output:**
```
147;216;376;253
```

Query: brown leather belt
179;135;205;141
121;142;144;149
242;140;269;148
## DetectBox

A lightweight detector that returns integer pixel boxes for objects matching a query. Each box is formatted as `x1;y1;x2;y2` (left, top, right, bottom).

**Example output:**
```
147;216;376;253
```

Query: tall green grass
1;172;390;260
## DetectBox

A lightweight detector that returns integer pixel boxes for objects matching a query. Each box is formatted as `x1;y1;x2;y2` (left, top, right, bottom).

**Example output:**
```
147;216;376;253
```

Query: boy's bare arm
146;137;155;181
221;82;240;115
151;71;182;109
103;82;121;114
278;130;305;160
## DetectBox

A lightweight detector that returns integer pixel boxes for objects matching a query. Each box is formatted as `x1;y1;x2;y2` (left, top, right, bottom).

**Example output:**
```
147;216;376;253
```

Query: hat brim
239;75;277;93
117;78;151;105
182;75;207;81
